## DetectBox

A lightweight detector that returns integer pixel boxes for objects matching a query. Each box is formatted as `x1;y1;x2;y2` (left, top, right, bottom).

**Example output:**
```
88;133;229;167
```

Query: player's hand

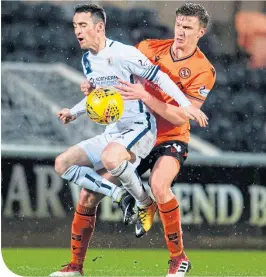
57;108;76;124
183;105;208;127
114;79;151;101
80;80;95;96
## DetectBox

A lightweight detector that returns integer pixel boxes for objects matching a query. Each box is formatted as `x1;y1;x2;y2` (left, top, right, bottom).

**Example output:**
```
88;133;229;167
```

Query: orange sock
158;197;183;258
70;204;97;266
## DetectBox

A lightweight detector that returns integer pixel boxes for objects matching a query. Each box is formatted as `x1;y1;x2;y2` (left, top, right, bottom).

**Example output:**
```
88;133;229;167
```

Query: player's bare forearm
142;95;187;126
116;79;208;127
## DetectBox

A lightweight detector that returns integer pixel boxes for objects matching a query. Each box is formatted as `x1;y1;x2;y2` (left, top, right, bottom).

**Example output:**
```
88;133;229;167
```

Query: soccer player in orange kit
116;3;216;276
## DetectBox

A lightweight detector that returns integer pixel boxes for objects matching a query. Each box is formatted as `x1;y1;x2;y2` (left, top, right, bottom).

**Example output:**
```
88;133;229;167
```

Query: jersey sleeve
184;67;216;102
118;45;160;82
70;97;87;117
135;40;150;55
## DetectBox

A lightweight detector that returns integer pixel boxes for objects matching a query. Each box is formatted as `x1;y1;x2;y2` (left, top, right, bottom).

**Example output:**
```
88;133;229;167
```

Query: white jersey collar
88;38;114;56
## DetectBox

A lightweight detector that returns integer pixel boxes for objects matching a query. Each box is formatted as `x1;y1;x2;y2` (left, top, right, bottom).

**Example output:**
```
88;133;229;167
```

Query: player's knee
101;143;130;170
54;155;69;175
149;175;169;201
79;189;92;204
79;189;100;209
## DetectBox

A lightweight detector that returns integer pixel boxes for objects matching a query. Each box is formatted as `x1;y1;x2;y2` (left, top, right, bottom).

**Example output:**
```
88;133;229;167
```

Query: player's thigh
77;134;111;171
101;142;131;169
148;140;188;188
149;156;180;195
127;123;156;161
55;144;93;174
111;123;156;168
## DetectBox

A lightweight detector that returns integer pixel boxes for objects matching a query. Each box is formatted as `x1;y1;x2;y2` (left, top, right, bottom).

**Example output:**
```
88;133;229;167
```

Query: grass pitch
2;248;266;276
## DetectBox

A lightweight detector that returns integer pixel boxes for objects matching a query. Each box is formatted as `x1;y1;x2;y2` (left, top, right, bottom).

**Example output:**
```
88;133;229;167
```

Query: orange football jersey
136;39;216;145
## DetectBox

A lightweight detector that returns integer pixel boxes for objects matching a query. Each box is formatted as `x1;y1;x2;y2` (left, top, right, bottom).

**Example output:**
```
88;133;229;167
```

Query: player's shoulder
108;39;128;50
137;39;174;51
195;47;215;70
108;39;140;57
188;47;216;79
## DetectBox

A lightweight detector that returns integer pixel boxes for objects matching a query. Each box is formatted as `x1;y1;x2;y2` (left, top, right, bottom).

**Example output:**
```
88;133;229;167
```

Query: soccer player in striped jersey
50;3;208;276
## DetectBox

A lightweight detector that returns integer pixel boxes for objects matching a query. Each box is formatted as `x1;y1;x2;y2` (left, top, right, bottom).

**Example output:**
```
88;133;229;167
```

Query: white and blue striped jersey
70;38;191;130
82;39;158;121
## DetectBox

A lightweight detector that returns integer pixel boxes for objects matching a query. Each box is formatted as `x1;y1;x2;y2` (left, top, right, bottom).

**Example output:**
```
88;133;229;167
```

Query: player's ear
97;22;105;33
198;28;206;39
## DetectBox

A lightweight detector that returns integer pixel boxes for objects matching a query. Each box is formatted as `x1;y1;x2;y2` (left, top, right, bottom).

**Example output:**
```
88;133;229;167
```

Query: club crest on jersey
198;85;210;97
107;57;114;66
179;67;191;79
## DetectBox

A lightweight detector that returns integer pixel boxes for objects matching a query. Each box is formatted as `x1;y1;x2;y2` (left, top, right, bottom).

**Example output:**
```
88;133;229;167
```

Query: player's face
73;12;99;49
174;15;206;49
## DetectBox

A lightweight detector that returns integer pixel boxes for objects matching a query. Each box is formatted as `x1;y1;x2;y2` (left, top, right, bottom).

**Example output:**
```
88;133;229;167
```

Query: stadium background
1;1;266;276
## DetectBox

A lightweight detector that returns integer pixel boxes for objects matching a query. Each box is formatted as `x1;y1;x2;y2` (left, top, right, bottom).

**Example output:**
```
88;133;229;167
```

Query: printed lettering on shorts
154;140;188;165
136;140;188;177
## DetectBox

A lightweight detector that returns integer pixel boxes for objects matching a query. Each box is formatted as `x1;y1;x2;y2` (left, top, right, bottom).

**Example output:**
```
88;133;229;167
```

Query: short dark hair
176;2;210;28
74;4;106;25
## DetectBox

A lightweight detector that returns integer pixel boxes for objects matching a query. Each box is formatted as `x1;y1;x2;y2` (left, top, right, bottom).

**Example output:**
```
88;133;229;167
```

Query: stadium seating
1;64;104;147
1;2;265;152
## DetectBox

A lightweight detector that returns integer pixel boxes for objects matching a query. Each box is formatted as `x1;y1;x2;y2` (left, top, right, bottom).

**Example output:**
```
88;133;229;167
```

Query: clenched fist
57;108;76;124
80;80;95;96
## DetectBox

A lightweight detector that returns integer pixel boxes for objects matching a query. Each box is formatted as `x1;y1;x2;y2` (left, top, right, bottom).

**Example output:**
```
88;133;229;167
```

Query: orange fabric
70;204;97;265
158;197;183;257
137;39;216;145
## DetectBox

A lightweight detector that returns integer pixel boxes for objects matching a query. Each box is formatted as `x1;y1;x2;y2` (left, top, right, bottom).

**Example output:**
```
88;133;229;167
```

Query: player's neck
89;36;107;54
171;43;197;60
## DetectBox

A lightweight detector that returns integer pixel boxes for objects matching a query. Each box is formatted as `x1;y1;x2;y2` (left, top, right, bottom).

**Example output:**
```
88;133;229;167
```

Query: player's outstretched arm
115;80;208;127
69;97;87;118
63;80;94;120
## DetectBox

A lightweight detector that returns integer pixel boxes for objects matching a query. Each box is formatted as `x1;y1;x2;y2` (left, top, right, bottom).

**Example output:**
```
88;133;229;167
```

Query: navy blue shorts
137;140;188;177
